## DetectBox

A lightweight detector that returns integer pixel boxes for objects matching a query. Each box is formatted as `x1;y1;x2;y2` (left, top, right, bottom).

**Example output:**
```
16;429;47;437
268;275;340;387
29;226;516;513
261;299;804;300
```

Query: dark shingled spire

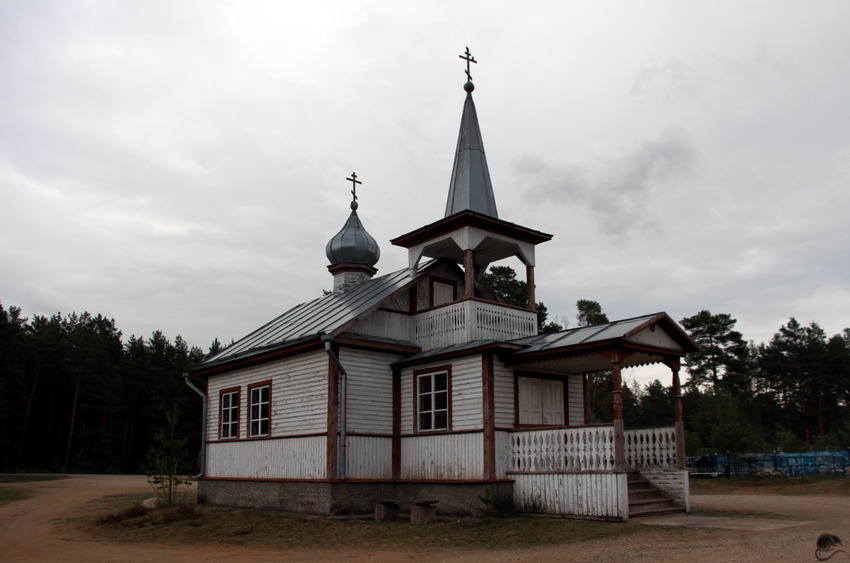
444;53;498;219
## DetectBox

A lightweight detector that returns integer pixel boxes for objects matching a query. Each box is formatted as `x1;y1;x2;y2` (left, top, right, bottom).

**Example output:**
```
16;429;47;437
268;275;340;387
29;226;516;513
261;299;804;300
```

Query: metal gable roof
195;262;433;370
507;312;696;358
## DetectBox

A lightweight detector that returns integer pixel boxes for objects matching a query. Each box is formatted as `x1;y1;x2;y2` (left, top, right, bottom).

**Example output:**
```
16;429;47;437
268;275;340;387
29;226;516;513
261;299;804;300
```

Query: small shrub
477;488;501;524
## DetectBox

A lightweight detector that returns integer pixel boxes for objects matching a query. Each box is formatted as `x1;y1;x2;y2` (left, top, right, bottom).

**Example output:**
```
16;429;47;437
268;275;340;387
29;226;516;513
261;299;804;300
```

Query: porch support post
482;352;496;479
611;360;625;472
525;265;537;313
667;358;686;470
582;374;591;425
464;249;475;299
327;351;340;480
605;350;631;472
392;366;401;479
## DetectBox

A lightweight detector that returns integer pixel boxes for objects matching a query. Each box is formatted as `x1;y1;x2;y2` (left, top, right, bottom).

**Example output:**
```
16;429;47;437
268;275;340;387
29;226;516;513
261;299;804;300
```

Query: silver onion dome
325;200;380;267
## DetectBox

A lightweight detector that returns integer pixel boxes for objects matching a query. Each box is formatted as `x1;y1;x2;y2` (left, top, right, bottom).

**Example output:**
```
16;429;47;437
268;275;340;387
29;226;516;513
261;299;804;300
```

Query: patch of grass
0;487;33;505
85;496;640;552
0;474;69;484
690;475;850;496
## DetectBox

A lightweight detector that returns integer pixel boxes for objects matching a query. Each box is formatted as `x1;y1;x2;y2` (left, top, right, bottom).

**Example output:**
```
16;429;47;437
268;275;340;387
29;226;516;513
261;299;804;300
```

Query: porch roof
504;312;699;374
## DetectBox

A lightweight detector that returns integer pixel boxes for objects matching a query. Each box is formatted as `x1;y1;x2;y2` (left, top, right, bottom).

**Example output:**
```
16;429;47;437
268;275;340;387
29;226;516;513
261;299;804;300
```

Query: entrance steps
627;471;684;518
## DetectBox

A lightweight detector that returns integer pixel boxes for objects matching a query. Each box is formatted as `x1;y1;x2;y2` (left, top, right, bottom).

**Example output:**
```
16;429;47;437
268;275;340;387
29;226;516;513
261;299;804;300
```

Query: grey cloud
515;127;697;235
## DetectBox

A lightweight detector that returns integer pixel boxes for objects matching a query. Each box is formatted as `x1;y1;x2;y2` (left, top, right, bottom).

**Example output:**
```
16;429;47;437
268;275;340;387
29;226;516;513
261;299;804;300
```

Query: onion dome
326;199;380;268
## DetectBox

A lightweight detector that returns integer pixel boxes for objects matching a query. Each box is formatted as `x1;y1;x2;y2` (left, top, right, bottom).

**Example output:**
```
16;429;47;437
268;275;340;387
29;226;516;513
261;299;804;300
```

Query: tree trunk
16;357;41;472
63;370;82;473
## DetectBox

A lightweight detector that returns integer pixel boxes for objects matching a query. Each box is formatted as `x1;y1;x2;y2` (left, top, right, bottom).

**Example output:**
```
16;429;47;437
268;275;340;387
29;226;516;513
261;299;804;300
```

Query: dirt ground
1;475;849;562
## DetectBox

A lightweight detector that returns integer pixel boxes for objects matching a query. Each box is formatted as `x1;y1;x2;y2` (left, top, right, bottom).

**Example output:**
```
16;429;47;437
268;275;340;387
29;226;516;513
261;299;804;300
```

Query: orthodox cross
346;172;361;201
459;46;476;82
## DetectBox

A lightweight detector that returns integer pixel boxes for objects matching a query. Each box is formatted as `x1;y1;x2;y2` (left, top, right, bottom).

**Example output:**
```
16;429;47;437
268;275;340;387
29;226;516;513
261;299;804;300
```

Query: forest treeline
1;293;849;473
0;301;222;473
588;312;850;455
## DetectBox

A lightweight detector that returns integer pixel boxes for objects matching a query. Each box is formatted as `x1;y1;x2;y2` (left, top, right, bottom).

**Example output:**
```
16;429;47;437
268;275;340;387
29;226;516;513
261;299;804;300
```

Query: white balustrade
509;426;615;472
624;426;677;469
414;300;537;350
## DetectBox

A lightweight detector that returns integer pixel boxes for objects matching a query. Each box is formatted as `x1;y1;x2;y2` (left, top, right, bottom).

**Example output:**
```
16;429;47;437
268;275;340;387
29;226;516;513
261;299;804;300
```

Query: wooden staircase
627;471;684;518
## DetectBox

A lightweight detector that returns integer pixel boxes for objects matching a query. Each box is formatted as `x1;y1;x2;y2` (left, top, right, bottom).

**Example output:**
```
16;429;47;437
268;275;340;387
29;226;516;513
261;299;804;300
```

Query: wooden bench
375;499;439;524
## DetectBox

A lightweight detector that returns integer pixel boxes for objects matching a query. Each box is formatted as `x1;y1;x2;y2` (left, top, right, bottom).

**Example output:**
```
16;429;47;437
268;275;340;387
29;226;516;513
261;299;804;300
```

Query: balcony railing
413;299;537;350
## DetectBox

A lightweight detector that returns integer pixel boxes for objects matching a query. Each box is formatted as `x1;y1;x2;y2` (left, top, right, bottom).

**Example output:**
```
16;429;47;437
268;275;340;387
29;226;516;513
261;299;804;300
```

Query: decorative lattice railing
509;426;615;472
624;426;677;469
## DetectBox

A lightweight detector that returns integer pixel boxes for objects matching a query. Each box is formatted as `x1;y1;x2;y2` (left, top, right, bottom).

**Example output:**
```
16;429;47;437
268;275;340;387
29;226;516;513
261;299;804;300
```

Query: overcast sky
2;1;849;384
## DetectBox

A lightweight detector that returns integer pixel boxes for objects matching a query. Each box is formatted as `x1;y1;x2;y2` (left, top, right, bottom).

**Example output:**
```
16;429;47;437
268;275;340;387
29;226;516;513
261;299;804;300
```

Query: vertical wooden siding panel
400;433;483;479
206;436;327;479
346;436;392;479
512;473;624;518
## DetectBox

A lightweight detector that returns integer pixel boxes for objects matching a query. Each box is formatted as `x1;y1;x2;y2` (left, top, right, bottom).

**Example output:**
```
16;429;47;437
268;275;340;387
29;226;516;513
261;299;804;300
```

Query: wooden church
187;50;699;521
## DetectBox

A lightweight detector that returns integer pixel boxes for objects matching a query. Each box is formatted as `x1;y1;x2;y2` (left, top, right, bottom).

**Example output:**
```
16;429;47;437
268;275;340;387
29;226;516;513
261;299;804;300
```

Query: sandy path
1;475;848;562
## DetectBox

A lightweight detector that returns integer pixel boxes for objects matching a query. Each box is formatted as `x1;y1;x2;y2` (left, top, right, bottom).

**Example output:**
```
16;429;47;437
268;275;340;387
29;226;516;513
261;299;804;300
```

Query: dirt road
1;475;848;562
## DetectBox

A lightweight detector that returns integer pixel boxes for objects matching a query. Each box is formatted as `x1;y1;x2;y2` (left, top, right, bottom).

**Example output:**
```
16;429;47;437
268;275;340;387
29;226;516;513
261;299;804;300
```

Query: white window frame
415;368;450;432
220;388;240;439
248;381;271;437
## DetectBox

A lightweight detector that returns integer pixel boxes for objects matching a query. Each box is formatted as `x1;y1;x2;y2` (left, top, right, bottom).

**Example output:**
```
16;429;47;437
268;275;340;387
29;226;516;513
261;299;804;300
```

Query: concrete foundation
198;479;514;517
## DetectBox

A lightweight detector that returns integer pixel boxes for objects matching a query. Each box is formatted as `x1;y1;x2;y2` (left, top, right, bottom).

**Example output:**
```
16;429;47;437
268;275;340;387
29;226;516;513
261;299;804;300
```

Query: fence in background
688;450;850;478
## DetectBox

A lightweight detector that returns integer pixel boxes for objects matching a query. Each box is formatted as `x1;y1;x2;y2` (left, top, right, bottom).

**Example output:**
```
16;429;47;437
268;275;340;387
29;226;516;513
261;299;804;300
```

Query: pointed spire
445;48;498;219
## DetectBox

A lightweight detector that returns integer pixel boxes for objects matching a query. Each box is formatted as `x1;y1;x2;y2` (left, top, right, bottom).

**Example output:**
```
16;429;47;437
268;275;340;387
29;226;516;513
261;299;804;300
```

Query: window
248;382;271;437
416;369;449;432
220;388;240;439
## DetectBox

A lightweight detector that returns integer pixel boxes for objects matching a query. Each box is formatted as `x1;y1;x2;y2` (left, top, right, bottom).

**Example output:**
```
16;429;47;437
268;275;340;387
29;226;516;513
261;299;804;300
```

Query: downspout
183;372;207;479
321;334;347;482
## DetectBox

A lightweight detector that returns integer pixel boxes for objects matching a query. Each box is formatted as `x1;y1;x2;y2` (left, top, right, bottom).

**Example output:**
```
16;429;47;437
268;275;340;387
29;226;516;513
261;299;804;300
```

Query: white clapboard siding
451;355;483;429
626;326;681;350
347;309;412;341
401;432;484;479
206;350;328;441
400;355;482;433
493;359;515;428
346;436;392;479
513;472;628;520
568;375;584;426
340;348;400;435
206;435;326;479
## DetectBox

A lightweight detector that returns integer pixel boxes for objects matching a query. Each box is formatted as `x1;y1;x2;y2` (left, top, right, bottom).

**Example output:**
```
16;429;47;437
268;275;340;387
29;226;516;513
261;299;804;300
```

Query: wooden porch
506;424;688;520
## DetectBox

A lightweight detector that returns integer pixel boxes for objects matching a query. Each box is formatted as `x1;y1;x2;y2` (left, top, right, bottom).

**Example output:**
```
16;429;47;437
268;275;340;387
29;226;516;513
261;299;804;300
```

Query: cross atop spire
346;172;361;203
459;46;477;83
